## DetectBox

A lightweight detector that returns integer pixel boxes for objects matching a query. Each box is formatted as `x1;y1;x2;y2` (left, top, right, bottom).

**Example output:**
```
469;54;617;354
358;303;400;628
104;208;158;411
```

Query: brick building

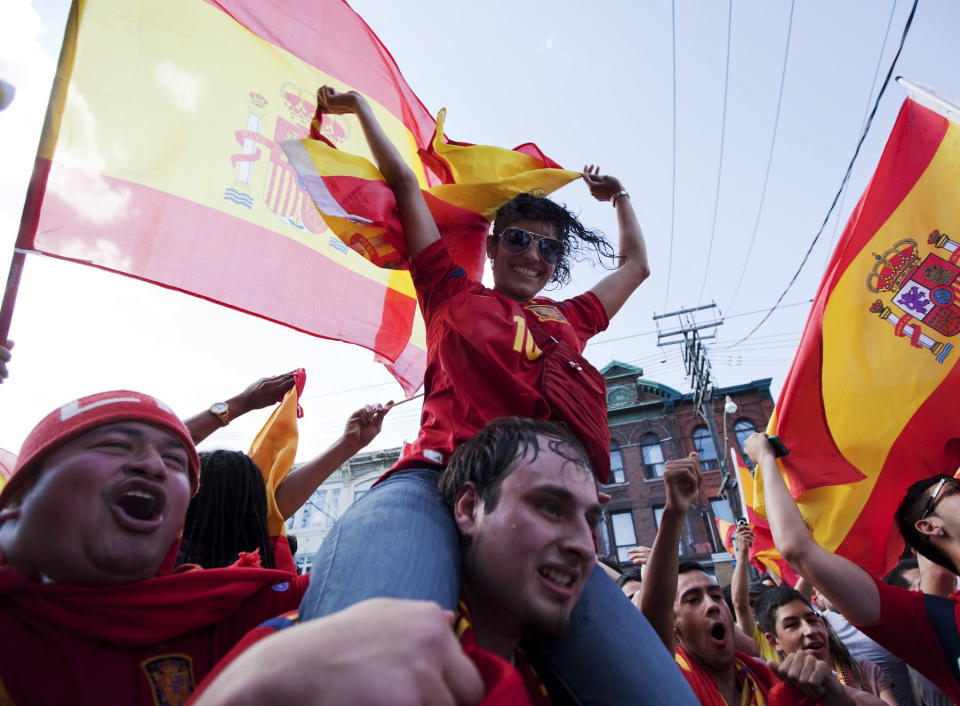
287;361;775;579
598;361;774;580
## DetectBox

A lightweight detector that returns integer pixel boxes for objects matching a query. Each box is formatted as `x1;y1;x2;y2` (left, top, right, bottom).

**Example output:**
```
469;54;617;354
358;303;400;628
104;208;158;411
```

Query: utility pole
654;303;733;550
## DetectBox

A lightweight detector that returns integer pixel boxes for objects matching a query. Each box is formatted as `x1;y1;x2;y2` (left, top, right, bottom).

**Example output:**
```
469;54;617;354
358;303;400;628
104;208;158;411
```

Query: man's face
768;600;830;662
0;422;192;585
674;570;736;671
458;435;600;642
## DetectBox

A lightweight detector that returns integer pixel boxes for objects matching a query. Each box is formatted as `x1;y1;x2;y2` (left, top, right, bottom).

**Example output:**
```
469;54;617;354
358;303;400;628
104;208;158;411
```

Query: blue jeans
300;469;696;705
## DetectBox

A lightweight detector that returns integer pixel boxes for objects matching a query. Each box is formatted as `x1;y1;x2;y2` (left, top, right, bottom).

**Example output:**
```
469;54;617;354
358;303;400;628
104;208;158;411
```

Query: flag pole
730;446;749;521
896;76;960;123
0;0;79;344
0;251;26;345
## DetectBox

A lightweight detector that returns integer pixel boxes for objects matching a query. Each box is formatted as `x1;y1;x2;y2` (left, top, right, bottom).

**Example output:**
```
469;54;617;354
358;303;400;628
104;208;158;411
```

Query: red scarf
0;559;296;645
676;647;819;706
456;603;552;705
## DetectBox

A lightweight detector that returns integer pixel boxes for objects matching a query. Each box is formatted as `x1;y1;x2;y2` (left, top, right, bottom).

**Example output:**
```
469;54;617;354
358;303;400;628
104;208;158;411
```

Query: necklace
833;658;849;686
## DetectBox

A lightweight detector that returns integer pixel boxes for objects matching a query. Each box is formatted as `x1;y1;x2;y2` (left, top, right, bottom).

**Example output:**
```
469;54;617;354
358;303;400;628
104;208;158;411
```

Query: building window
710;498;734;525
610;440;625;484
692;426;719;470
653;506;665;528
734;419;756;452
640;433;665;478
609;510;638;563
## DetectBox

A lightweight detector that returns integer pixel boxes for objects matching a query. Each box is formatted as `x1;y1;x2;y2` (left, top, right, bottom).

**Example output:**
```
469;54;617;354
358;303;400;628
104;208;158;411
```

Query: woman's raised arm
583;165;650;319
317;87;440;259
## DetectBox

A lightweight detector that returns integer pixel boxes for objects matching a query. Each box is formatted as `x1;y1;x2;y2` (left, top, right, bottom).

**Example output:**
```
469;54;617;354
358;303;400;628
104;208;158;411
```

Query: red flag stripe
206;0;438;151
26;161;422;377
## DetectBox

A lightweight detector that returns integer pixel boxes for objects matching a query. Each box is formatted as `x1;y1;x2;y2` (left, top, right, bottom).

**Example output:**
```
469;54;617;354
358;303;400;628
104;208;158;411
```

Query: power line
697;0;734;305
820;0;899;267
663;0;679;311
729;0;919;348
726;0;796;312
588;298;811;349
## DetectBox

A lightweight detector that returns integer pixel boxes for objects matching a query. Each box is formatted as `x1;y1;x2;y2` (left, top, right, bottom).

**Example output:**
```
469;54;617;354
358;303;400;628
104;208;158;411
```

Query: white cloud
155;60;202;112
0;0;56;198
538;37;556;52
45;89;133;225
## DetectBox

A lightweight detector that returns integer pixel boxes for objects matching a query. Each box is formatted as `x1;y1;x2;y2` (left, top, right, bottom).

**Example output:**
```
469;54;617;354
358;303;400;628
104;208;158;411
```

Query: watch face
210;402;228;415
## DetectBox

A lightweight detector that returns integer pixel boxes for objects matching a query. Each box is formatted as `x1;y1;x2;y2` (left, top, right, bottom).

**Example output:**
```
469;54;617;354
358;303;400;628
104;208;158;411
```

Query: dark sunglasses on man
496;227;565;265
920;476;960;520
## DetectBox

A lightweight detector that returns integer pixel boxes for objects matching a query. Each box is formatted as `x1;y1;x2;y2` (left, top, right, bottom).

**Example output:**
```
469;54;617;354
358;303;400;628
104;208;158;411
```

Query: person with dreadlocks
179;401;389;571
296;86;684;705
179;450;277;569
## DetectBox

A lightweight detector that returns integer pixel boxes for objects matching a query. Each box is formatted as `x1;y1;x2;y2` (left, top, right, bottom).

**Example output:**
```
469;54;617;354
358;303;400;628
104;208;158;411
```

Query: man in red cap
0;390;488;706
0;390;311;705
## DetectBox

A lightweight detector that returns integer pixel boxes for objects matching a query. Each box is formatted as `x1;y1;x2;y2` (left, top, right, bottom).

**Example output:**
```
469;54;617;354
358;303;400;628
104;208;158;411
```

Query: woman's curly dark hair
492;192;616;288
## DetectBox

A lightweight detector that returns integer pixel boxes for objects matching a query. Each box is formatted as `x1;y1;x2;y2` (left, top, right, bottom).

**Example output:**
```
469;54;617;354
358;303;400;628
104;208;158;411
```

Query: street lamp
720;395;743;520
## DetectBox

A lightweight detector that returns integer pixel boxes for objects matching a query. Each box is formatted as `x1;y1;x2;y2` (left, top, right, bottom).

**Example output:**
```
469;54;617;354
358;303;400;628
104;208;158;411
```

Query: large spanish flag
768;88;960;577
16;0;574;394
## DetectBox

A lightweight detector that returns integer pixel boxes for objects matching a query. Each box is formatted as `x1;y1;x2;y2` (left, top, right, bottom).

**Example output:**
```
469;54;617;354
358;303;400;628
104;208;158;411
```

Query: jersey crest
524;303;568;324
141;653;195;706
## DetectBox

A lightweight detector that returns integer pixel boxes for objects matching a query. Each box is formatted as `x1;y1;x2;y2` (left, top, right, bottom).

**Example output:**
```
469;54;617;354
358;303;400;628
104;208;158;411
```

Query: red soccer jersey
0;570;308;706
391;239;608;475
854;574;960;703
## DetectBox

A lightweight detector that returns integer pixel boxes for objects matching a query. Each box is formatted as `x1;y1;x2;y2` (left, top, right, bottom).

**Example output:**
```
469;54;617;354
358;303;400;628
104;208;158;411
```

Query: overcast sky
1;0;958;461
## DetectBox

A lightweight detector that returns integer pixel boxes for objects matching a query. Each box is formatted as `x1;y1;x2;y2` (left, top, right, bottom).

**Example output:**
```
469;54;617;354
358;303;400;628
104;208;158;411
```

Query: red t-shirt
392;239;609;474
854;574;960;703
0;571;308;706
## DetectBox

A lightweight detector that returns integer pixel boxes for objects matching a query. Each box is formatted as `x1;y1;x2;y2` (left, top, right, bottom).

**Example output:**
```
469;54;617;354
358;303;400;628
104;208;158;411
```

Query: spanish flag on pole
731;447;800;585
769;84;960;577
16;0;575;394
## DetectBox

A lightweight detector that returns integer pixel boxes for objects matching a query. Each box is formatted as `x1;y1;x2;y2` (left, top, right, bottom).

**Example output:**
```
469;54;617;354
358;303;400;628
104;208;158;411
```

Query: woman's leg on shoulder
523;564;698;705
298;468;461;619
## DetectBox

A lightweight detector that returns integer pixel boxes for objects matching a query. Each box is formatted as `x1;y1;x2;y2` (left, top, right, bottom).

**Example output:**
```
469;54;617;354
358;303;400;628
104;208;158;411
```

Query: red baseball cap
0;390;200;509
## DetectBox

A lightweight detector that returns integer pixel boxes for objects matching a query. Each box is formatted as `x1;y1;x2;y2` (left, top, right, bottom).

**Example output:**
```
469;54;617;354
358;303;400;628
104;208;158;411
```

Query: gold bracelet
611;190;629;207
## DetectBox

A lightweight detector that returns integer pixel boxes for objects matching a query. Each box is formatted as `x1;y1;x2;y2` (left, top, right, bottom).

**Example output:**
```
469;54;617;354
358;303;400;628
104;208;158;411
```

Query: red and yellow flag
21;0;555;393
769;92;960;577
716;516;736;556
0;448;15;493
284;109;579;283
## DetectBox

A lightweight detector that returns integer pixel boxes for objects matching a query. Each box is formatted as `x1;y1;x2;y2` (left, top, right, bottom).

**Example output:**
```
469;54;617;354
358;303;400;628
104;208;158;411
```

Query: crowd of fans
1;86;958;705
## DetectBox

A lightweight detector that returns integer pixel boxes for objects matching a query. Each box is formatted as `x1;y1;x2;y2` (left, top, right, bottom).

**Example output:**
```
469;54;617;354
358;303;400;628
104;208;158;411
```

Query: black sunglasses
919;477;960;520
496;227;564;266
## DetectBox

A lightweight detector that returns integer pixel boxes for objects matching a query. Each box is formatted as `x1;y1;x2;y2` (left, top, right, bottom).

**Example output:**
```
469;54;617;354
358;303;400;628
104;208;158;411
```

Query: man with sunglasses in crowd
744;434;960;703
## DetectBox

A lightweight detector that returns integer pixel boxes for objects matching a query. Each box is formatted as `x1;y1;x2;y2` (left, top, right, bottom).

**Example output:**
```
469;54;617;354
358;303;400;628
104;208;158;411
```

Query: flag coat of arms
767;89;960;577
16;0;576;393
